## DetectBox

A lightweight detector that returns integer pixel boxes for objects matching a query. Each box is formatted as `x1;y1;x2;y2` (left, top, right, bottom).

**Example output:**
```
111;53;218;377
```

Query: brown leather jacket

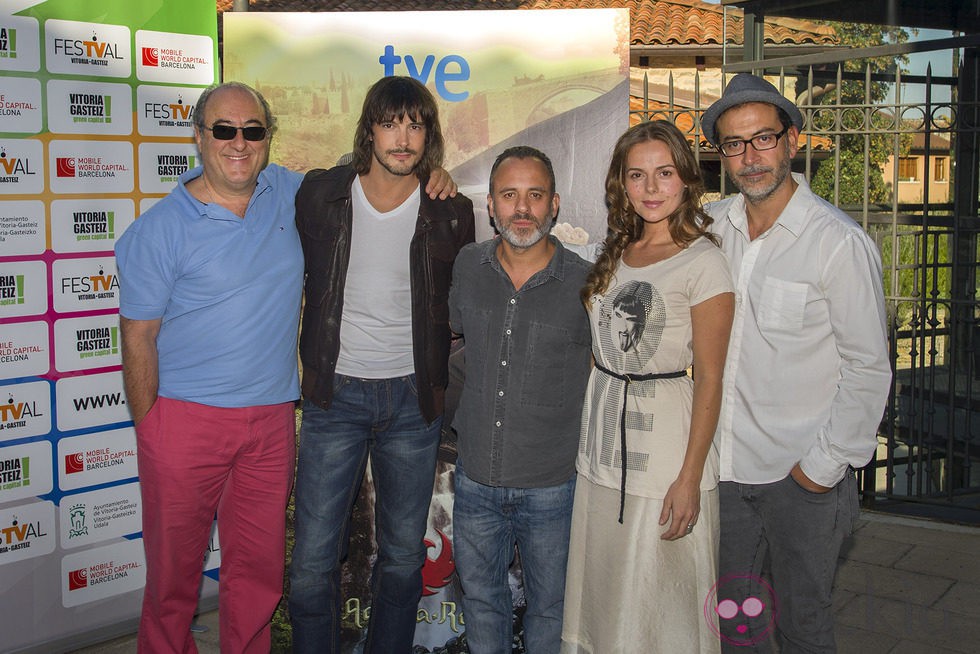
295;165;475;422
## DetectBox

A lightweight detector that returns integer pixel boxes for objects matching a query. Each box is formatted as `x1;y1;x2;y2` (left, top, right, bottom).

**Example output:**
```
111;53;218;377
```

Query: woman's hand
659;476;701;540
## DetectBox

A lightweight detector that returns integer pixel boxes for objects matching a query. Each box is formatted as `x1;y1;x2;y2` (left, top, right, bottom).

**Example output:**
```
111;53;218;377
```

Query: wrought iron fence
633;61;980;518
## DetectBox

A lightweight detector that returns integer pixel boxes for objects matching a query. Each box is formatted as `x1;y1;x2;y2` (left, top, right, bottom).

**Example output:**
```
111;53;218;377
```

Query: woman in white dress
561;121;734;653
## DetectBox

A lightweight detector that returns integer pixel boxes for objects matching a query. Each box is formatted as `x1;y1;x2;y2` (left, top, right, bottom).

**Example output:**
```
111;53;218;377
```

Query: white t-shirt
335;176;420;378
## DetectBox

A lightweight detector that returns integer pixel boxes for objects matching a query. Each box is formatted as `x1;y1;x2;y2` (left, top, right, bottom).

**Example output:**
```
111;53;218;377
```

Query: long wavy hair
582;120;717;304
351;76;445;181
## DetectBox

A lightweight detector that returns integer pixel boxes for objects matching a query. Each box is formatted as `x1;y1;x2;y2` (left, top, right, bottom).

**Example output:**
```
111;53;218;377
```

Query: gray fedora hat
701;73;803;146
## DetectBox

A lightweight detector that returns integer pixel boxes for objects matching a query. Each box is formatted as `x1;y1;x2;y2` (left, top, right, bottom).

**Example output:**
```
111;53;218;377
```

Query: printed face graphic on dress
704;573;779;647
598;279;658;363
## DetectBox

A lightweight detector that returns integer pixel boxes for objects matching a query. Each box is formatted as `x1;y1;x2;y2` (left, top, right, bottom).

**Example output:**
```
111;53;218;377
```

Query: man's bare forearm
120;316;162;424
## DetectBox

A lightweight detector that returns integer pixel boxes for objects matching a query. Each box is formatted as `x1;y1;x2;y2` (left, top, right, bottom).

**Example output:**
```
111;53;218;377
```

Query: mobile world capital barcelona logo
65;445;134;475
0;27;16;59
141;46;206;70
0;274;24;306
68;92;111;124
56;156;126;179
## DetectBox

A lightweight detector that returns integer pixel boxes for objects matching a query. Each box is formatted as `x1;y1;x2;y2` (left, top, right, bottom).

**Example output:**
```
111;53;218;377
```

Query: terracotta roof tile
216;0;837;47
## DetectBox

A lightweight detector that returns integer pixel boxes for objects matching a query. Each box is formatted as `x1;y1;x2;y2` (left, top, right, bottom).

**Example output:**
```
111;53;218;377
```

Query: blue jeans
719;473;858;653
453;467;575;654
289;374;442;654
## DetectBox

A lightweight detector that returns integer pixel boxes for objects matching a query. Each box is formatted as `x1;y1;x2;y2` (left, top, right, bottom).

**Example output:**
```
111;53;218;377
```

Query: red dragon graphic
421;529;454;596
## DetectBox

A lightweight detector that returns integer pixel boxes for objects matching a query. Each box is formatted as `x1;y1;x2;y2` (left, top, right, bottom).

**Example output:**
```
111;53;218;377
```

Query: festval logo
169;95;193;122
0;27;16;59
56;157;76;177
1;514;47;548
68;567;88;591
0;146;37;177
0;274;24;306
141;47;158;67
65;452;84;475
1;391;37;427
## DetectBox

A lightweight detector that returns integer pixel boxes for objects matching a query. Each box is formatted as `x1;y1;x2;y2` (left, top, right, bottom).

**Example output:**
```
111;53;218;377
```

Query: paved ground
71;511;980;654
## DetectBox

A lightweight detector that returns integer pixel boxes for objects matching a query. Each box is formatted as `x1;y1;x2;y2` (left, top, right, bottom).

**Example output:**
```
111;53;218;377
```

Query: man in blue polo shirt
116;82;303;653
116;81;458;653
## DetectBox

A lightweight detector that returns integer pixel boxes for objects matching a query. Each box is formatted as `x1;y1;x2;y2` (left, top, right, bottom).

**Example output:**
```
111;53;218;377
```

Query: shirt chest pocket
757;277;808;331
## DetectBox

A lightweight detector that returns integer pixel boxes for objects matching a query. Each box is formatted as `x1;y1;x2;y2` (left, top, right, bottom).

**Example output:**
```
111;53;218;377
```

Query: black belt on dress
593;362;687;524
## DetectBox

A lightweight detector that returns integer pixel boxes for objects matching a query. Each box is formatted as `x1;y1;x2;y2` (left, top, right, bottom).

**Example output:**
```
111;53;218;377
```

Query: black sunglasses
204;124;268;141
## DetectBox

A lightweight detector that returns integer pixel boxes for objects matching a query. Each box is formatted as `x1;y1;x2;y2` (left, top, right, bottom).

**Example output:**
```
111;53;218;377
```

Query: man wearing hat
702;73;891;652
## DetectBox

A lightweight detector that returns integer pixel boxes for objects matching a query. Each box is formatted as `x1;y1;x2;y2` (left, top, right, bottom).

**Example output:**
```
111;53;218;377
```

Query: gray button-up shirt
448;236;592;488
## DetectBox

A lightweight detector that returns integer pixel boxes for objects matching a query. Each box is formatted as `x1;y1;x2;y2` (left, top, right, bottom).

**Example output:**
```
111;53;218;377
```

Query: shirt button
510;298;516;304
501;360;507;366
495;421;501;427
506;329;512;335
498;391;504;397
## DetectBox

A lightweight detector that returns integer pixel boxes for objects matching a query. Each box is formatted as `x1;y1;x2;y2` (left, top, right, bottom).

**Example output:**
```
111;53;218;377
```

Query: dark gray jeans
718;472;858;653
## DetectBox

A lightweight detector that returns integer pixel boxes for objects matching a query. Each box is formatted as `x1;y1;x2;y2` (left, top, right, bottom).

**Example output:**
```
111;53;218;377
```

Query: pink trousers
136;397;296;654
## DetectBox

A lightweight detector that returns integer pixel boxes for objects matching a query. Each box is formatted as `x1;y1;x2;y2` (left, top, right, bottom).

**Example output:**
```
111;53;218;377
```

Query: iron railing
632;61;980;518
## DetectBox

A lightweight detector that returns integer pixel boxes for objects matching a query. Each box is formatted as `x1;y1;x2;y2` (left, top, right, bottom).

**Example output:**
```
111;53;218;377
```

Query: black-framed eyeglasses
204;124;268;141
717;127;789;157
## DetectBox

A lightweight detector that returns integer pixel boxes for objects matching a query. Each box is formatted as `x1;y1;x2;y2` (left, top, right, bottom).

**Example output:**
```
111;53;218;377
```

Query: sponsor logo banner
0;320;49;379
0;16;41;73
136;84;203;138
45;19;131;78
0;76;42;133
53;314;120;373
49;140;134;194
58;427;137;491
56;370;129;432
0;260;47;319
61;538;145;608
59;482;141;549
0;500;56;565
135;30;214;85
52;257;119;314
0;200;45;256
138;142;198;193
0;380;50;443
0;441;53;504
46;79;133;135
0;139;43;195
51;198;134;254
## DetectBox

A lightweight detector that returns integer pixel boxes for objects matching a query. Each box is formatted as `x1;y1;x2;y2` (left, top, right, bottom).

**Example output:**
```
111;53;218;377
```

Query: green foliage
809;22;915;205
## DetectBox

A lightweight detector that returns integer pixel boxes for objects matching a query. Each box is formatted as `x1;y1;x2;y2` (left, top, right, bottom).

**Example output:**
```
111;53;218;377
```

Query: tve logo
379;45;469;102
